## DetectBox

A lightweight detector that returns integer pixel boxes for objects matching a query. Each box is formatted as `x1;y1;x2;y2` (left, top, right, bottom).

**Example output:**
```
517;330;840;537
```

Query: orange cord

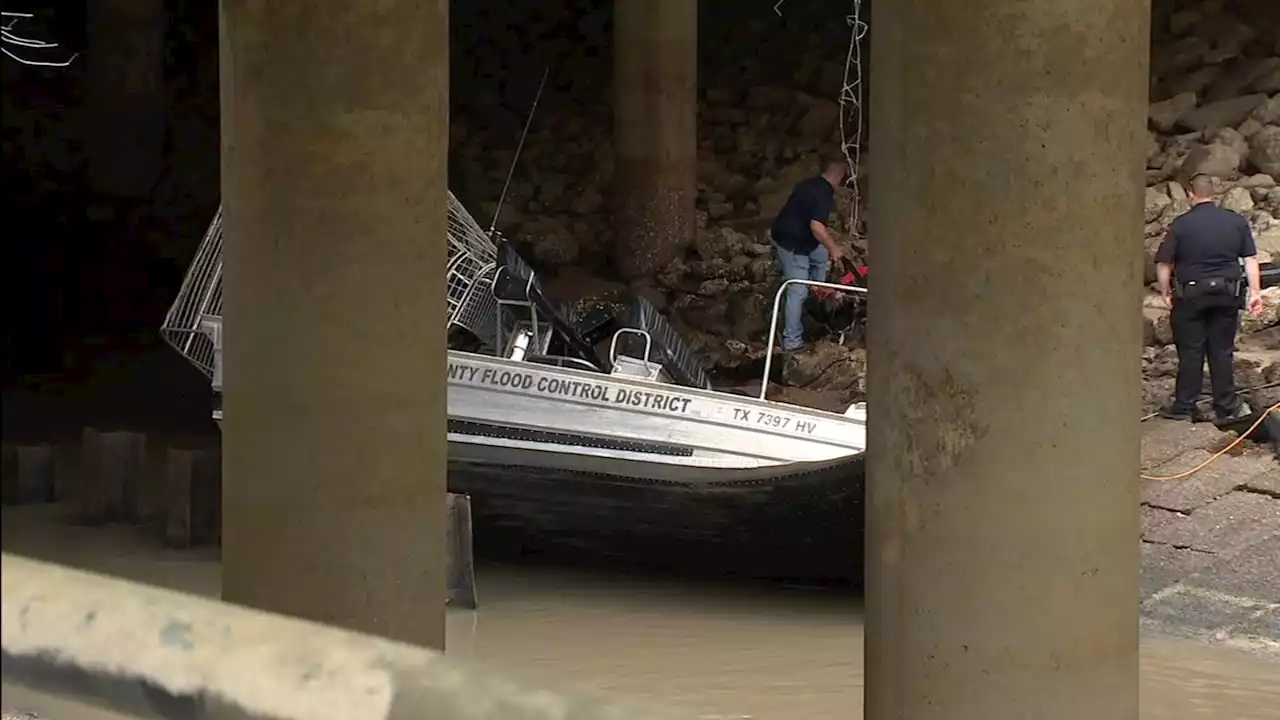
1140;402;1280;481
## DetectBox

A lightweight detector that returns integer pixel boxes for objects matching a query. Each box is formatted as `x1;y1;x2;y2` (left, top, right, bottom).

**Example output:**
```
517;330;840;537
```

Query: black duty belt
1174;276;1242;299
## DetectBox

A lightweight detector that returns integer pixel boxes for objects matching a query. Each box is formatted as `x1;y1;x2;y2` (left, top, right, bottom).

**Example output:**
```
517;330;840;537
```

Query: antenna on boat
487;66;550;238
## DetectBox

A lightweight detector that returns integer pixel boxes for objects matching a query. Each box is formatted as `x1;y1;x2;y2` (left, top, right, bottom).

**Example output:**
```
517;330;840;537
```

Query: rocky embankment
450;0;1280;414
1142;0;1280;412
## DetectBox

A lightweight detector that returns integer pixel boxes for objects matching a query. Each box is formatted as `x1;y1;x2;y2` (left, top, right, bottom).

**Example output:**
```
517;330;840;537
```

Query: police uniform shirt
1155;202;1257;282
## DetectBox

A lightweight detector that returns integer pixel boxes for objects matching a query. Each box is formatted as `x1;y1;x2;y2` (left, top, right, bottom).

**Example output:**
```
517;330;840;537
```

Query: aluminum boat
160;194;868;493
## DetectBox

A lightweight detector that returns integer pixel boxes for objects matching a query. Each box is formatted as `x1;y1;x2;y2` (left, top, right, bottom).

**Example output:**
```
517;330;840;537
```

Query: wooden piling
2;443;55;505
75;429;147;524
164;444;221;548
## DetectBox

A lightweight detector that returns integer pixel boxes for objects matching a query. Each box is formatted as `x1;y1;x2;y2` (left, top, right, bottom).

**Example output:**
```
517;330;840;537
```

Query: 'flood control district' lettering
448;362;693;414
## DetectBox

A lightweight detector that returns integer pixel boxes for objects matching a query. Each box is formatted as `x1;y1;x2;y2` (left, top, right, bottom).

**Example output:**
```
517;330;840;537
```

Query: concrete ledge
1;554;686;720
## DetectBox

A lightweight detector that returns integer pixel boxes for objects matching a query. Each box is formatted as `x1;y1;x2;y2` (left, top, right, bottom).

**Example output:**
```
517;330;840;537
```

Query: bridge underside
216;0;1148;718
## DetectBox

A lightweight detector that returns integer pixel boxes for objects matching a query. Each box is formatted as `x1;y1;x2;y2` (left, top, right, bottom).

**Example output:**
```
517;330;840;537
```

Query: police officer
1155;173;1265;422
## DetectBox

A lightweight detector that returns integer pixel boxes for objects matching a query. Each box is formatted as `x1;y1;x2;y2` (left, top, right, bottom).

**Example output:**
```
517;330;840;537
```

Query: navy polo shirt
771;176;834;253
1155;202;1257;282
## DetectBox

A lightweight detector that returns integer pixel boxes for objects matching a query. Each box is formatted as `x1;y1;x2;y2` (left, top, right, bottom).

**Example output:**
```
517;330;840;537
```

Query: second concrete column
865;0;1150;717
613;0;697;280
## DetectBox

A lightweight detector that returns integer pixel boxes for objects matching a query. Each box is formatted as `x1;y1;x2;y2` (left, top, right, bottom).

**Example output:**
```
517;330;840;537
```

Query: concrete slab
1141;451;1271;513
1140;541;1215;600
1230;607;1280;642
1140;506;1184;537
1142;491;1280;555
1242;465;1280;497
1182;535;1280;604
1140;420;1229;470
1142;585;1272;635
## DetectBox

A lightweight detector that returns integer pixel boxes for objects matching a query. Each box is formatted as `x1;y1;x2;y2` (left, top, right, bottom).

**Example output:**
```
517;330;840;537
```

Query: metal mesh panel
454;262;499;349
160;206;223;377
160;194;500;377
445;193;498;340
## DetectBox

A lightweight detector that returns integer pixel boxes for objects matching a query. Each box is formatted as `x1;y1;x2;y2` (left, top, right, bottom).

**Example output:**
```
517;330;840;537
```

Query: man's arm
1239;219;1261;297
1156;262;1174;303
1239;218;1264;316
809;219;843;259
1154;226;1178;304
1244;256;1262;295
808;189;842;259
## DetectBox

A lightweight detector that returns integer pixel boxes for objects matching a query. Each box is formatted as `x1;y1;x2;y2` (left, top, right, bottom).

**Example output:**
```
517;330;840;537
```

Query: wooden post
135;439;170;525
446;493;477;609
103;431;146;521
0;442;17;504
75;428;109;524
3;443;55;504
164;445;220;548
76;429;146;524
53;440;80;507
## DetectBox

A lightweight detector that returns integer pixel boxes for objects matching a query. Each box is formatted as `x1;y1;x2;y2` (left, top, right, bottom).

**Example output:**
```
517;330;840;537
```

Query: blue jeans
772;241;828;351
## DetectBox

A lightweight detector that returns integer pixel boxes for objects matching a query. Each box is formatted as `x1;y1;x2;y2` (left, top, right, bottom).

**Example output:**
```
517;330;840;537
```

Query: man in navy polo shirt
1155;173;1265;422
769;154;847;352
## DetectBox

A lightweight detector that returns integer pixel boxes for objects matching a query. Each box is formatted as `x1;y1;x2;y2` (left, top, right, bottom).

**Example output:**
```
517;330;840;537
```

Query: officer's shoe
1216;400;1253;424
1158;405;1197;422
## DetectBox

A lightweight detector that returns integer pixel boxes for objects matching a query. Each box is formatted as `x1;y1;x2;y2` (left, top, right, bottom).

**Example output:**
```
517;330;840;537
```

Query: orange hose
1140;402;1280;481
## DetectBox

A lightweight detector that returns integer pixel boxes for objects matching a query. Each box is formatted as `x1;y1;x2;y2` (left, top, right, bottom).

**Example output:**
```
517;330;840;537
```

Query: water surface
2;506;1276;719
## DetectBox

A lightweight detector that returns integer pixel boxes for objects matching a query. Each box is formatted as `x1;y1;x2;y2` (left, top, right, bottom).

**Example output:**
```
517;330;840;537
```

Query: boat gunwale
447;349;866;425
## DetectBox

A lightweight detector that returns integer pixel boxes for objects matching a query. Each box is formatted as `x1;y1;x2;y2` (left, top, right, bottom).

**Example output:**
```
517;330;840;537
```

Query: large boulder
1180;142;1243;178
1248;59;1280;94
1241;286;1280;334
1177;94;1268;132
1144;186;1173;223
1255;223;1280;263
1252;94;1280;125
1220;186;1255;213
780;342;867;397
1248;125;1280;176
1149;92;1198;132
1142;307;1175;347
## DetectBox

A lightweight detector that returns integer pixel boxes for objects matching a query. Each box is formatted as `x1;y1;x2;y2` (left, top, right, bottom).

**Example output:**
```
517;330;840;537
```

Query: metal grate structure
445;192;500;346
161;194;501;378
160;206;223;377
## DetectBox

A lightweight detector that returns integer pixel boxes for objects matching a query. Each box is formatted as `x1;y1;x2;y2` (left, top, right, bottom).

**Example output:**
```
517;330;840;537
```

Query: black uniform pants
1170;293;1241;418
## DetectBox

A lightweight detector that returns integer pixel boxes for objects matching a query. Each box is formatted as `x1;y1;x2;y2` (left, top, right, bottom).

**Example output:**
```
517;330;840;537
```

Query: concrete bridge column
85;0;166;200
865;0;1149;718
218;0;449;649
613;0;697;279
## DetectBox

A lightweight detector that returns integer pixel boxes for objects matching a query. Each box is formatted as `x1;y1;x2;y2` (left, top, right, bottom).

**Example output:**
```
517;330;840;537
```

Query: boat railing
526;354;601;372
1;553;688;720
621;296;711;390
608;328;658;377
161;192;504;379
759;279;869;401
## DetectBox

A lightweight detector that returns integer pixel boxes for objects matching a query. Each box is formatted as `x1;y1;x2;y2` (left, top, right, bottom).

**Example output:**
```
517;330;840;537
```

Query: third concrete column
219;0;449;649
613;0;697;280
865;0;1149;717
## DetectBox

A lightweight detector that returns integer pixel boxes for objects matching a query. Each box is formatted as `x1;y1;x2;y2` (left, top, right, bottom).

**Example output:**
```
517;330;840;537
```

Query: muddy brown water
2;505;1277;719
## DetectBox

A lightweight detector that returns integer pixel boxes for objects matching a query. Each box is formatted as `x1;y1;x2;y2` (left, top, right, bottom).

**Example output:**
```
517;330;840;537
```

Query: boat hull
445;351;866;490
